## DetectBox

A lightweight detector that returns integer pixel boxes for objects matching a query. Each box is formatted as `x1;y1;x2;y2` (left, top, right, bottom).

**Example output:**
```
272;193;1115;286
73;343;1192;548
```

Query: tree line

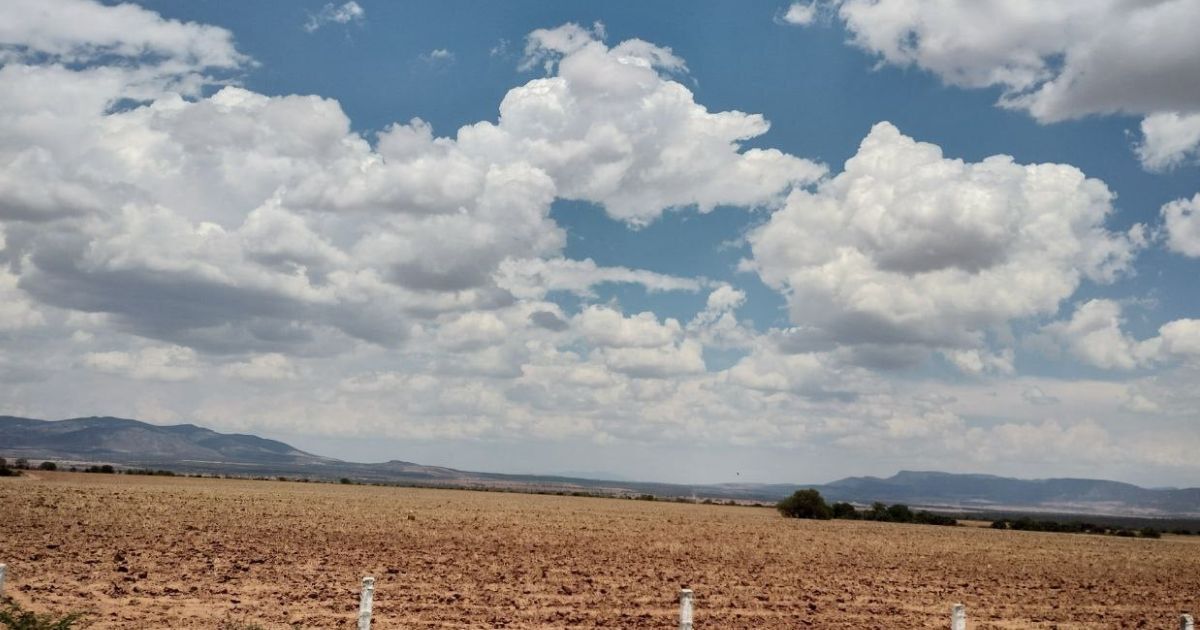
776;489;957;526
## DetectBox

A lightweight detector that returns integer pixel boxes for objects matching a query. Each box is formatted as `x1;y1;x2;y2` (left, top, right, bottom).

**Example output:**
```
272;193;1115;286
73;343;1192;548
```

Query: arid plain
2;472;1198;628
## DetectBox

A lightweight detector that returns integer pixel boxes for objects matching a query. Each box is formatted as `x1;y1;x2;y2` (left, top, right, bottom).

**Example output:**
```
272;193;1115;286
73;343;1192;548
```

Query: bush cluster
776;490;957;526
990;517;1163;539
0;458;20;477
124;469;176;476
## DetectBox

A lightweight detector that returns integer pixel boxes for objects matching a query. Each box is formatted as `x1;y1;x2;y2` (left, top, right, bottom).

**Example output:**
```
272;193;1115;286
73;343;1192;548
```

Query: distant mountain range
3;415;1199;518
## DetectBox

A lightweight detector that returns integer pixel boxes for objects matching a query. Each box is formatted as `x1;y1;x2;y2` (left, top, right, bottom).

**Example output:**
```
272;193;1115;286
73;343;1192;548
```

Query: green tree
776;489;832;520
886;504;914;523
831;502;859;519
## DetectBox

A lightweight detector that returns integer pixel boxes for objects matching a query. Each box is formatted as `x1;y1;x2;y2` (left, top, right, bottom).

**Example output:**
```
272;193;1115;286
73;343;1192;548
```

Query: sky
1;0;1199;487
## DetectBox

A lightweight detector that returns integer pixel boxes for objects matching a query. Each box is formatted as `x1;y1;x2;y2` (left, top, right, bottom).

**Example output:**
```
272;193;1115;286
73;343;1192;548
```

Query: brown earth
2;472;1198;628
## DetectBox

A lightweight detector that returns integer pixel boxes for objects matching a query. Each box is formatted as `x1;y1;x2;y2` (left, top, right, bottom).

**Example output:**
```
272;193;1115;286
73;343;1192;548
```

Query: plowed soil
2;472;1198;628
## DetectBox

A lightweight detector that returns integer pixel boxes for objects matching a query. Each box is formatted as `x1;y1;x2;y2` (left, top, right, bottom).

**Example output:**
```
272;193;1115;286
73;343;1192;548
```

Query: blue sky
1;0;1199;486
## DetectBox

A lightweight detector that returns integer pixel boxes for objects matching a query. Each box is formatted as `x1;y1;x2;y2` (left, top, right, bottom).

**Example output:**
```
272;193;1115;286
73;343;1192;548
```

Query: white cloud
594;339;705;378
942;348;1014;376
1161;194;1200;257
1040;300;1160;370
828;0;1200;169
83;345;200;381
419;48;456;67
779;3;818;26
688;285;754;349
2;2;1199;483
747;122;1139;364
1137;113;1200;172
470;23;826;225
574;306;682;348
0;265;44;331
436;312;509;351
1022;386;1058;406
220;353;297;381
0;0;245;69
304;2;365;33
496;257;704;300
1041;299;1200;370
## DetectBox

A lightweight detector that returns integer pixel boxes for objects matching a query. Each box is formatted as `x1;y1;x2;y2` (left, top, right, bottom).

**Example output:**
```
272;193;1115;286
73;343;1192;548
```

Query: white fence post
358;576;375;630
0;563;6;597
951;603;966;630
679;588;694;630
1182;613;1194;630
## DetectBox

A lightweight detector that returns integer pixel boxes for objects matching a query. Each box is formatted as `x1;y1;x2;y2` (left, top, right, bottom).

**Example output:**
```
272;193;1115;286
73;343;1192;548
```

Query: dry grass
2;472;1198;628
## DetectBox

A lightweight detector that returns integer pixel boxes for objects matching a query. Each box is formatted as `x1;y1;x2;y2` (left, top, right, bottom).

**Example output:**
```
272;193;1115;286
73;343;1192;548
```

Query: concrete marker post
951;603;966;630
0;563;6;597
679;588;694;630
358;576;375;630
1181;613;1194;630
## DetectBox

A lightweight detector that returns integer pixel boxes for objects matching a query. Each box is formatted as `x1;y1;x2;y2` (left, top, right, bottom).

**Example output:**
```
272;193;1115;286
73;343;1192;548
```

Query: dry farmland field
2;472;1199;628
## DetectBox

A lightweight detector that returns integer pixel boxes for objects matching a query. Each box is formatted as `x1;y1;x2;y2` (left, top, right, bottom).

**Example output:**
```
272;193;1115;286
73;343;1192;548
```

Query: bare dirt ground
2;472;1198;628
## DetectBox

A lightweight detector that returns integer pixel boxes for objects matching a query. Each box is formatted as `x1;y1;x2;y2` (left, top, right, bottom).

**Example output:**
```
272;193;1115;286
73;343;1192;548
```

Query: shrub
831;502;859;519
777;489;832;520
913;511;957;526
37;462;57;471
13;458;29;470
0;599;86;629
886;504;914;522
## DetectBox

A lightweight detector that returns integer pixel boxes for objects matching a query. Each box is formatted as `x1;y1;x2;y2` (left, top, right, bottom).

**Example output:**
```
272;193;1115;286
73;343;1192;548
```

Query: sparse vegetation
37;462;57;471
124;469;176;476
0;458;19;477
0;599;86;630
990;517;1166;539
215;615;264;630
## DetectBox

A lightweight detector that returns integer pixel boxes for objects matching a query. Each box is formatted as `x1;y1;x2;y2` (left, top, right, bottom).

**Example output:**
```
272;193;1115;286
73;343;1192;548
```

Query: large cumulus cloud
746;122;1142;368
0;11;817;355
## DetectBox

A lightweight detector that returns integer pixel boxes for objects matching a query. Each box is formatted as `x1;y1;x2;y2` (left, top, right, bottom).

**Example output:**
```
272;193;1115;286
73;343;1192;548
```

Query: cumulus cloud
1137;113;1200;172
83;345;200;381
471;23;826;225
304;1;365;33
220;353;298;381
1041;299;1200;370
574;306;682;348
1161;194;1200;257
825;0;1200;170
5;13;817;356
2;1;1198;483
747;122;1140;367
